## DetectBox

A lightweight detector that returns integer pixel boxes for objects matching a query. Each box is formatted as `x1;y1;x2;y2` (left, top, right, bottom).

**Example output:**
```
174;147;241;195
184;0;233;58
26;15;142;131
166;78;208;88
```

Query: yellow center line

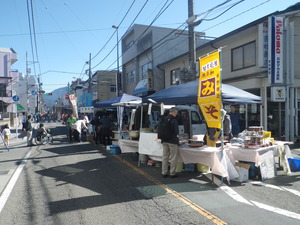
114;155;228;225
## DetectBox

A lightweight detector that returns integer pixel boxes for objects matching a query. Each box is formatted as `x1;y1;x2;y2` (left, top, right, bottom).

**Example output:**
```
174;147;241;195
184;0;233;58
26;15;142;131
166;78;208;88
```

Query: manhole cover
0;171;9;175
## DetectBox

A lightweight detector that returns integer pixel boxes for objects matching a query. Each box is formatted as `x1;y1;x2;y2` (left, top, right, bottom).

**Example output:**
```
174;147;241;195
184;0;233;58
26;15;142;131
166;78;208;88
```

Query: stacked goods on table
232;126;274;148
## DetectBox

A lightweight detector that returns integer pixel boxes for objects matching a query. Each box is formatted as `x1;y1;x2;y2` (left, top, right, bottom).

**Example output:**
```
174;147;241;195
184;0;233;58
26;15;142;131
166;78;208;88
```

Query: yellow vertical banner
198;51;222;128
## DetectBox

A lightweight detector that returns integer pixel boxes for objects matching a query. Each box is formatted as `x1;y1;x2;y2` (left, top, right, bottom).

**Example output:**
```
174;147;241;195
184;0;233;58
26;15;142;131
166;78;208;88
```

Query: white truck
131;104;206;138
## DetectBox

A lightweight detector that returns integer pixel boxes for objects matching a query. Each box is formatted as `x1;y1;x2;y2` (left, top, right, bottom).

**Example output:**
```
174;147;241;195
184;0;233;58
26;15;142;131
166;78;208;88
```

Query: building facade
0;47;19;127
158;3;300;141
121;24;210;96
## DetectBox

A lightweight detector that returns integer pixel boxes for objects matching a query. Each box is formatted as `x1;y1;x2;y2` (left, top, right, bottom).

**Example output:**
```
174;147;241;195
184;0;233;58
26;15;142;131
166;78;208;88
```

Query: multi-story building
121;24;210;96
0;47;19;127
15;73;38;115
157;3;300;141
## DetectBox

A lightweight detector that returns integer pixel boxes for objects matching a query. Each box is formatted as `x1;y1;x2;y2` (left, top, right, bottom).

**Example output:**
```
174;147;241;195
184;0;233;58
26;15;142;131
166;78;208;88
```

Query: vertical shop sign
258;22;268;67
198;51;222;128
69;94;78;118
268;16;283;84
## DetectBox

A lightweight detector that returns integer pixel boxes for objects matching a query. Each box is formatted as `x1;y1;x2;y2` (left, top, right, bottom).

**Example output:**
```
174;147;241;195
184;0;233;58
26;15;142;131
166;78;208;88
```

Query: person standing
2;125;11;146
228;105;240;137
67;114;77;142
21;112;26;132
100;113;112;146
25;115;35;146
158;107;179;178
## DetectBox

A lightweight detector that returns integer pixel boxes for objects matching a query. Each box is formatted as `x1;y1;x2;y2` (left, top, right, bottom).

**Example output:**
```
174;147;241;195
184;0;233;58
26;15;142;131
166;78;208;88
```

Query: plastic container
197;163;210;173
175;162;183;173
288;158;300;171
109;145;121;154
184;163;195;172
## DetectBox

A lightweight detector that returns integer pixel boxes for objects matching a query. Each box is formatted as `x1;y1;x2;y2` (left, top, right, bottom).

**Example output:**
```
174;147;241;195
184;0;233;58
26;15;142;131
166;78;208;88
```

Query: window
141;63;152;80
0;83;7;97
126;70;136;84
170;68;180;85
191;111;202;124
110;85;116;92
232;41;256;71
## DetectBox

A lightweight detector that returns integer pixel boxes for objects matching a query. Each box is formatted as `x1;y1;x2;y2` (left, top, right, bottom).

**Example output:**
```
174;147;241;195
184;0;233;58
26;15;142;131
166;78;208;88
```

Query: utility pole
26;51;29;115
88;53;92;93
188;0;196;80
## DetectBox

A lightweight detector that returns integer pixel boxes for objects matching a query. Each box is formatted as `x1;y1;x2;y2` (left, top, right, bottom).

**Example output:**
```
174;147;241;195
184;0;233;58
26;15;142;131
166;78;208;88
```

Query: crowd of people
62;112;116;146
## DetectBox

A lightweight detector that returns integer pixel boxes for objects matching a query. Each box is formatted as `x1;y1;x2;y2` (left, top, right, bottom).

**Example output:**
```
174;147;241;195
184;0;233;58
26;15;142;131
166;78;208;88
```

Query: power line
91;0;138;61
92;0;174;71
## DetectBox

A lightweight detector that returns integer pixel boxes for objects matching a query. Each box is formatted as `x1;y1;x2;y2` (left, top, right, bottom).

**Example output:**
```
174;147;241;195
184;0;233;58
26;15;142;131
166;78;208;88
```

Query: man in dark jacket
160;107;179;178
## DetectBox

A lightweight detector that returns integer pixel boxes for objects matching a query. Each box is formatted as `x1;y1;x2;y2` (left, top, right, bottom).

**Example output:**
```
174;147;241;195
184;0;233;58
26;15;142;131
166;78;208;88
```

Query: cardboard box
233;162;251;182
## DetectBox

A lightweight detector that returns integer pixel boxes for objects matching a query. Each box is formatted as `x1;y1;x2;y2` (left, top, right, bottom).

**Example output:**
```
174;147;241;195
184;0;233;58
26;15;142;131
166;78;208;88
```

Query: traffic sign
12;95;19;101
31;90;37;95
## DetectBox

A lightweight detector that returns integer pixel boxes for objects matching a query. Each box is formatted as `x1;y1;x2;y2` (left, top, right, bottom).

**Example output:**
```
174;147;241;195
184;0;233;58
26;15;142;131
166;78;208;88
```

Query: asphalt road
0;122;300;225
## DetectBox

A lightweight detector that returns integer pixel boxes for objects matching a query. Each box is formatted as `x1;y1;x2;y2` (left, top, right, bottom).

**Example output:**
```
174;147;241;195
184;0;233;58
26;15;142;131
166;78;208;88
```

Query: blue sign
12;95;19;101
31;90;37;95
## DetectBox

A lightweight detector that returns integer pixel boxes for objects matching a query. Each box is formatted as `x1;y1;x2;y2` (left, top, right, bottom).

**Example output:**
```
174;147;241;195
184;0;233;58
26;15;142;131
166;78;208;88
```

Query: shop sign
198;50;222;128
80;107;94;113
268;16;283;84
258;22;268;68
271;86;286;102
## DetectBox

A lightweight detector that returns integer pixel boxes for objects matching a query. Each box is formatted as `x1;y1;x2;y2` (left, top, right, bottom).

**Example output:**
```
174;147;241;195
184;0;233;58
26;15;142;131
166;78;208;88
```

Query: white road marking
251;201;300;220
249;181;283;190
220;182;300;220
250;181;300;197
219;185;253;205
281;187;300;197
0;150;32;213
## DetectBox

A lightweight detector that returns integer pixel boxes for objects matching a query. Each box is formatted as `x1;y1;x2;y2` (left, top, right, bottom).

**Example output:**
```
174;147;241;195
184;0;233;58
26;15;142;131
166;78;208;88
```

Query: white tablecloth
118;139;139;153
178;145;236;178
138;132;164;157
227;145;278;166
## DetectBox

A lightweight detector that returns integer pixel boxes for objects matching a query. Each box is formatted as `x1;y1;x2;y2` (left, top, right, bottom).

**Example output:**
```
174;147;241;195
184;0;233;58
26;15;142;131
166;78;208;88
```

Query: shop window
141;63;152;80
110;85;116;92
232;41;256;71
170;68;181;85
126;70;136;84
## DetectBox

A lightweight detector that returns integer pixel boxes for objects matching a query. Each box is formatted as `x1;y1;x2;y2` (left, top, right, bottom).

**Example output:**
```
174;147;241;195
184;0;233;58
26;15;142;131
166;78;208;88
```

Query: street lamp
112;25;120;96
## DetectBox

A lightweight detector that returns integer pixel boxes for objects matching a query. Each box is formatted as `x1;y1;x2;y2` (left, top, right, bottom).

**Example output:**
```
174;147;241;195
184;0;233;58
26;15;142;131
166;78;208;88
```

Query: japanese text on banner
198;51;222;128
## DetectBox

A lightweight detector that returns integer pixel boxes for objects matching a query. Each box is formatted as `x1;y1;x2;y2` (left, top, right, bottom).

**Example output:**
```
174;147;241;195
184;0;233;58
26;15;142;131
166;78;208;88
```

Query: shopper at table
100;113;112;146
158;107;179;178
228;105;240;137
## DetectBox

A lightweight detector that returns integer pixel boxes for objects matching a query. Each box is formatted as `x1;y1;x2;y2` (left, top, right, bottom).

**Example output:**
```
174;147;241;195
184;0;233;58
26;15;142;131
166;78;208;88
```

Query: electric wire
92;0;174;71
91;0;149;69
91;0;138;61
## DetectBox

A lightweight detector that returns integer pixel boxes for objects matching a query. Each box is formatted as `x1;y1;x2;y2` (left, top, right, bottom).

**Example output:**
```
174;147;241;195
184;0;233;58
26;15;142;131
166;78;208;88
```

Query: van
131;104;206;138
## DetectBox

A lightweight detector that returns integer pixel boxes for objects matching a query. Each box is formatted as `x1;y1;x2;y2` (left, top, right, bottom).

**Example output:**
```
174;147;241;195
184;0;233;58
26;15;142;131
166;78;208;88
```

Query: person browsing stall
67;114;77;142
158;107;179;178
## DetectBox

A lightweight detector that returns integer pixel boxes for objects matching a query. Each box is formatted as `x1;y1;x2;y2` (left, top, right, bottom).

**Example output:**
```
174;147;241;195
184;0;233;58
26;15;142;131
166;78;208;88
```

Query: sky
1;0;299;93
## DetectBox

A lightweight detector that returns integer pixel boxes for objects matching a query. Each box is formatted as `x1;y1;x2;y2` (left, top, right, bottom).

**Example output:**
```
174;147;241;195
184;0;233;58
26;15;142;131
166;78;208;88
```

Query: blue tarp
94;93;142;108
142;80;261;105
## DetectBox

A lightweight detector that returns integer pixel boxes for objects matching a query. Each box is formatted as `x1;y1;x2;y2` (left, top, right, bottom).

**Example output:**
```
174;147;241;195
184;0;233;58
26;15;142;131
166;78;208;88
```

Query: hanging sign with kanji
198;50;222;128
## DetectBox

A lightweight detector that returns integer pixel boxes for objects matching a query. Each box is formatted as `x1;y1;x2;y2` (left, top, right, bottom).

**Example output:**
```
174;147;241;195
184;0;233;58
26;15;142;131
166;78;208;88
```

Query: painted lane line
251;201;300;220
0;150;32;213
249;181;283;190
219;185;253;205
281;187;300;197
250;181;300;197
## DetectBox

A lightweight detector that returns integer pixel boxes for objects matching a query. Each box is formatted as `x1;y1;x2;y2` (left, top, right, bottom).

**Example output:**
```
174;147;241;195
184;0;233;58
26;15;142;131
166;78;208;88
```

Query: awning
142;80;261;105
133;79;155;97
